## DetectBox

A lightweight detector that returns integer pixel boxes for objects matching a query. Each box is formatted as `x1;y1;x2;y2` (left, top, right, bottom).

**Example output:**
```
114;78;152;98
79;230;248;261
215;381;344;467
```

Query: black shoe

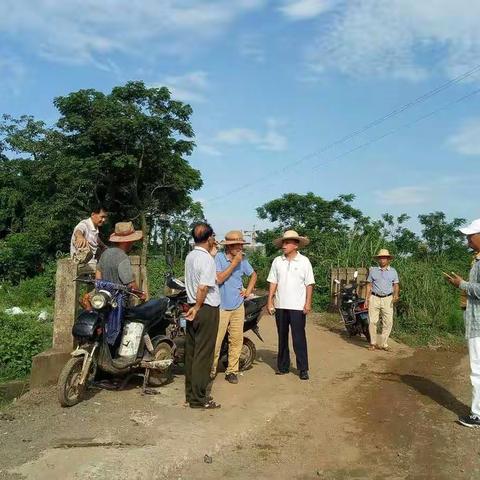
458;413;480;428
225;373;238;384
299;370;309;380
275;370;289;375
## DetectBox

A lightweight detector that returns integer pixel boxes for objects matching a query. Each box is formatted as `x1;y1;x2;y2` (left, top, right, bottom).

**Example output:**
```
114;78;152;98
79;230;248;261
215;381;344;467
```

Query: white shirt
267;252;315;310
70;217;99;261
185;246;220;307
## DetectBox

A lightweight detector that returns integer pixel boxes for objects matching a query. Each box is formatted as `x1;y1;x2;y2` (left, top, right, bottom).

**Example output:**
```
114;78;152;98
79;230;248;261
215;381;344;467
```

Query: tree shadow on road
377;372;469;417
400;374;469;417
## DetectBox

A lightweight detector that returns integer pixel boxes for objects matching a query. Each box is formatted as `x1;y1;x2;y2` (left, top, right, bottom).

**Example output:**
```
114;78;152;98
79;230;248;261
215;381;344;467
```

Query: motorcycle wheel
361;320;371;343
239;337;256;371
148;342;174;387
57;357;85;407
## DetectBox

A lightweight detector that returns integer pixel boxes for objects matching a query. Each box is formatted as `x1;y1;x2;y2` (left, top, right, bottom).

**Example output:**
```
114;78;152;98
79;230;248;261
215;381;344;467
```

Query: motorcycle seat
124;297;169;324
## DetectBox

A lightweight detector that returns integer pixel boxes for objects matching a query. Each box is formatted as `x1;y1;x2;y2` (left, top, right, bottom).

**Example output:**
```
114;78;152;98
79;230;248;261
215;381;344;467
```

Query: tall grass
249;231;469;346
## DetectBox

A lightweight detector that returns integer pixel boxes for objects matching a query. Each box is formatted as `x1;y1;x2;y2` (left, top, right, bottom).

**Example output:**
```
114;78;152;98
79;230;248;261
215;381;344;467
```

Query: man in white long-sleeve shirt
446;218;480;428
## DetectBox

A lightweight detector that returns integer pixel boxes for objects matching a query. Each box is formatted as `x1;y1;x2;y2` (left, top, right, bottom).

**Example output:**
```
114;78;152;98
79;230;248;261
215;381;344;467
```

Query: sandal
189;399;221;409
368;345;376;351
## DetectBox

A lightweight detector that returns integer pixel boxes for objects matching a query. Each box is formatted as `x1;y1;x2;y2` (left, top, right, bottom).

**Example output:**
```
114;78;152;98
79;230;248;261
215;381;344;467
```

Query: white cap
459;219;480;235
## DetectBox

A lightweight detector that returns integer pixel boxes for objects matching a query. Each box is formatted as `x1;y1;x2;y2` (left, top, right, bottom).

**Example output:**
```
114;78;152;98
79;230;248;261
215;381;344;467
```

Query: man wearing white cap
267;230;315;380
445;219;480;428
365;249;400;351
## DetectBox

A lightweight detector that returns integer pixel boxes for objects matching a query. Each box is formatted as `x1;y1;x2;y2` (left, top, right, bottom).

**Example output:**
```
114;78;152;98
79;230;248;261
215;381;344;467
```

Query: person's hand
267;301;275;315
75;234;88;249
303;304;312;315
231;251;243;267
364;299;369;309
392;295;399;304
444;272;464;288
185;306;198;321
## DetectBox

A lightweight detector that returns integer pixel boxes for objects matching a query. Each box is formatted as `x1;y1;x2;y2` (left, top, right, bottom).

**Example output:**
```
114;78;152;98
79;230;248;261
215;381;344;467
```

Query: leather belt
371;292;392;298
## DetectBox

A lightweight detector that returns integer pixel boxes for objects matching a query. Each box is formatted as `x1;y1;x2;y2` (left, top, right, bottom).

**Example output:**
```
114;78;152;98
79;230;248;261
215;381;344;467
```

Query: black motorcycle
57;278;175;407
163;274;267;371
335;271;370;342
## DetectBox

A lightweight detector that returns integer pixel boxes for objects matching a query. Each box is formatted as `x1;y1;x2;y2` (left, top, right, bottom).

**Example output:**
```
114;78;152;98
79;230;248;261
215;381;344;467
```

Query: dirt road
0;314;478;480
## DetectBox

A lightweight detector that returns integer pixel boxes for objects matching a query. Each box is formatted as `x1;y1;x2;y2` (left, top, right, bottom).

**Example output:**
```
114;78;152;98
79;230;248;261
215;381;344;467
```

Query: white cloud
156;71;209;103
238;34;265;63
197;143;222;157
0;0;266;66
375;186;430;206
215;118;287;152
0;54;26;95
279;0;336;20
306;0;480;81
448;118;480;156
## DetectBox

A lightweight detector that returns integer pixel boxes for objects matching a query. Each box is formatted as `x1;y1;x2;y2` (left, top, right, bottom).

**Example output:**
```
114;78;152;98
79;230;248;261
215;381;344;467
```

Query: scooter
57;278;174;407
162;274;267;371
334;271;370;342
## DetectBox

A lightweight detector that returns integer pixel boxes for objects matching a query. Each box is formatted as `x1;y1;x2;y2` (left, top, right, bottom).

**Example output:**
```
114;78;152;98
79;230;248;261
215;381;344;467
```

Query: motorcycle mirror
353;271;358;279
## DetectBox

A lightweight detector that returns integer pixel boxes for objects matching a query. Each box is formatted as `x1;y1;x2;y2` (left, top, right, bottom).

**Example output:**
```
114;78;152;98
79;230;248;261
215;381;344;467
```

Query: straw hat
374;248;394;259
109;221;143;243
220;230;250;246
273;230;310;249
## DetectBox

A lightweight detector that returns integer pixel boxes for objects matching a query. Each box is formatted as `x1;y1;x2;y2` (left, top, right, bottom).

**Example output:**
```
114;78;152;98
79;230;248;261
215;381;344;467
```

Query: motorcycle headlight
91;292;108;310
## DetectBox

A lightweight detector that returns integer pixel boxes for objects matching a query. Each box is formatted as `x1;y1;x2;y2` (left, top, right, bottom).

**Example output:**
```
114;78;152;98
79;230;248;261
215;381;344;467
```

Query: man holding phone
445;218;480;428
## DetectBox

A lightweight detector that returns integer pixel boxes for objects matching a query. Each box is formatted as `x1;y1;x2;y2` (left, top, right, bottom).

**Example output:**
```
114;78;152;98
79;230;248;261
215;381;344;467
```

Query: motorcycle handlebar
74;277;145;297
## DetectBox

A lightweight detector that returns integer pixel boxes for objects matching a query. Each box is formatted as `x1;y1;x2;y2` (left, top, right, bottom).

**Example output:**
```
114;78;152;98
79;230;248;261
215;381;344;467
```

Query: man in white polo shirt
184;222;221;409
267;230;315;380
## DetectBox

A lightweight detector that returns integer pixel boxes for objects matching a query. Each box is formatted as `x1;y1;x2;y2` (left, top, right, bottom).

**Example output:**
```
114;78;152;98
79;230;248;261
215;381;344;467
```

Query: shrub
0;313;52;381
0;262;56;310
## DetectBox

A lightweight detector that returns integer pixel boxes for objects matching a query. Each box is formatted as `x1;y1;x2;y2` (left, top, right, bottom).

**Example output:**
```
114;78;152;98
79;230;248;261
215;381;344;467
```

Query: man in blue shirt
365;249;400;351
211;231;257;384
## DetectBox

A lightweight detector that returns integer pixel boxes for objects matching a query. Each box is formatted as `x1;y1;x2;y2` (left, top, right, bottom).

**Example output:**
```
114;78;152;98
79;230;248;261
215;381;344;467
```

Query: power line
206;63;480;204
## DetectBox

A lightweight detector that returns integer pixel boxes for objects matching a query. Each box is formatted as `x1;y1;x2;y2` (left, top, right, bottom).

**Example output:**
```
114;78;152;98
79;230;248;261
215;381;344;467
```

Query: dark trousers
275;308;309;372
185;304;219;407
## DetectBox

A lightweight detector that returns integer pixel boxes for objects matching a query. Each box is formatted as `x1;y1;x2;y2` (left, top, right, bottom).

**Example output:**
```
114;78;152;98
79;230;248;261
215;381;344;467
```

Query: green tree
0;82;203;281
418;211;466;256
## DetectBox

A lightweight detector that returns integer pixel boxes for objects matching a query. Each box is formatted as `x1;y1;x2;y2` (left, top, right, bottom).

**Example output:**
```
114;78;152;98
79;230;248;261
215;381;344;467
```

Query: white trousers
468;337;480;417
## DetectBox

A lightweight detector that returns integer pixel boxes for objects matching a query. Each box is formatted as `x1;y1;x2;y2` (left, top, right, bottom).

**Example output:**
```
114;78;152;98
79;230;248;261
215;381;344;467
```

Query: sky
1;0;479;239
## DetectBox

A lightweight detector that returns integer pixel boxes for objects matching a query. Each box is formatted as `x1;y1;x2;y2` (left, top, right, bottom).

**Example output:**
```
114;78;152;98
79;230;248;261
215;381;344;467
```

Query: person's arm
303;259;315;314
304;284;313;315
216;252;242;284
74;225;88;249
266;259;278;315
392;283;400;303
364;268;373;308
95;269;102;280
267;282;277;315
242;271;258;297
185;285;208;321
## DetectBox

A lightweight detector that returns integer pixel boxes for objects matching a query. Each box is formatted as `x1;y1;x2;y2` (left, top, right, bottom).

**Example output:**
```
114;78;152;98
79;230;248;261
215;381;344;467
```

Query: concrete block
30;349;71;388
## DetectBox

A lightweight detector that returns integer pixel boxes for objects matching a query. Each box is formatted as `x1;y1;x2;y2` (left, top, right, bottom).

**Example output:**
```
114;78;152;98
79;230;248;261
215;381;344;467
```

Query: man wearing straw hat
96;221;144;289
364;249;400;352
211;230;257;384
267;230;315;380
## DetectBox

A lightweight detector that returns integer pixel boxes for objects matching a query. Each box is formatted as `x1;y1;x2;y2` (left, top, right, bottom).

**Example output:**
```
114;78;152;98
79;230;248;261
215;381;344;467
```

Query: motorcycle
57;278;175;407
162;274;267;372
334;271;370;342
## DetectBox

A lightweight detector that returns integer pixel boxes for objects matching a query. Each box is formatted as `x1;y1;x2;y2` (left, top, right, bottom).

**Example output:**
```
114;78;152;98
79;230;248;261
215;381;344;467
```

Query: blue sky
1;0;479;239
